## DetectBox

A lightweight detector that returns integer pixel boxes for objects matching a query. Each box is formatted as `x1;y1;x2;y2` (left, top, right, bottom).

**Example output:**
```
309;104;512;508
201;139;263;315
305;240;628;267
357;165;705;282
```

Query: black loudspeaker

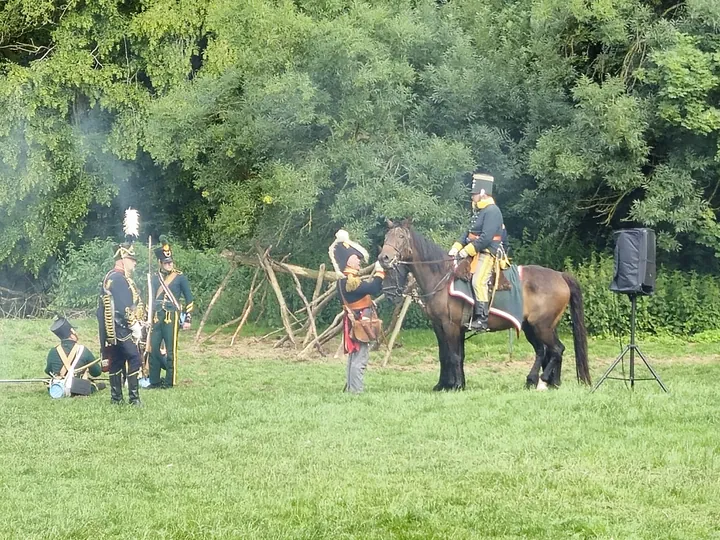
610;228;656;296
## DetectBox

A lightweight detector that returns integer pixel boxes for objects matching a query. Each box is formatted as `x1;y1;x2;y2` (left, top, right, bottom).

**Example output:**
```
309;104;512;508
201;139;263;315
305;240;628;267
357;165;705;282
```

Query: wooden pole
304;263;326;346
318;319;344;346
194;264;236;343
275;284;337;348
311;263;326;302
334;338;344;359
221;250;373;281
299;311;343;357
253;283;268;324
202;315;244;344
382;295;412;367
257;251;296;346
230;269;262;346
280;262;320;354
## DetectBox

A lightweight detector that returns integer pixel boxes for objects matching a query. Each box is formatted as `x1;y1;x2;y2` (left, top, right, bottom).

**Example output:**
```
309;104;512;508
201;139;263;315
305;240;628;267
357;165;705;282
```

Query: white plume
123;208;140;238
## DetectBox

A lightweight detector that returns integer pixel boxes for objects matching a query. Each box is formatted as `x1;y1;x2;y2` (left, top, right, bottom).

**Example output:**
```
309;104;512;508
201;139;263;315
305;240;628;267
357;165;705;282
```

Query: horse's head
378;219;413;305
378;219;413;270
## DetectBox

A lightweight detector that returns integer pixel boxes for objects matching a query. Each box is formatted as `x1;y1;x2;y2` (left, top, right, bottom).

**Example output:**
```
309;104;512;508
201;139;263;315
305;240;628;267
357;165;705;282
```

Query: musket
0;378;110;384
0;378;50;384
141;235;153;381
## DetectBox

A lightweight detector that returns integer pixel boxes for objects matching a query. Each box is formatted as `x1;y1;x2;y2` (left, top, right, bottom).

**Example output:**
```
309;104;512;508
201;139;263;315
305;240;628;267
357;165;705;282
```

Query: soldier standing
98;241;145;405
98;210;146;406
147;236;194;389
329;229;385;393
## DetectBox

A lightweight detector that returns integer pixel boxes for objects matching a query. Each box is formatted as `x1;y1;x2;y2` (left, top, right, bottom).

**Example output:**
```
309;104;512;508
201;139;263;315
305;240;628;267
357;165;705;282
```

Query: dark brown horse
378;221;591;391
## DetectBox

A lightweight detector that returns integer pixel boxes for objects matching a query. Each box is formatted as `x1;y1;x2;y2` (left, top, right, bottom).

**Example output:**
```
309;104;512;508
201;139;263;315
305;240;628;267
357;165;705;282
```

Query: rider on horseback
448;172;505;332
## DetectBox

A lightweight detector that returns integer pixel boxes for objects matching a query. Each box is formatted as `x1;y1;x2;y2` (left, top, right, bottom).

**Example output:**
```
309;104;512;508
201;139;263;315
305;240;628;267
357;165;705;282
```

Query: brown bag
338;281;384;343
349;308;383;343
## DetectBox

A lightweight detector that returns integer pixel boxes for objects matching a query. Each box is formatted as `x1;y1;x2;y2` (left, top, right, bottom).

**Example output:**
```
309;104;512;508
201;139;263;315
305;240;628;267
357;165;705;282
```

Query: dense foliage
3;0;720;334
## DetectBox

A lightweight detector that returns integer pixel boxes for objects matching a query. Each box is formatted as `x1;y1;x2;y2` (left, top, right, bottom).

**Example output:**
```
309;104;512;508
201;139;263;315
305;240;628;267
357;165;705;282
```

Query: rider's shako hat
471;173;494;196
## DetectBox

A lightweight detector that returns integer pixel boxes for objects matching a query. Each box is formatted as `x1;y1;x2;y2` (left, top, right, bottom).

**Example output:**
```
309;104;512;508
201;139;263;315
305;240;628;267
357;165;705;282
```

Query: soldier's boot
109;372;124;405
127;373;142;407
468;301;489;332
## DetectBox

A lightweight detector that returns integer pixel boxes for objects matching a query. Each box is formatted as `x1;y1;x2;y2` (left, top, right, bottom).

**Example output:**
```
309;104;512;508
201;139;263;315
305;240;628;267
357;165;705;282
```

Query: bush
566;254;720;337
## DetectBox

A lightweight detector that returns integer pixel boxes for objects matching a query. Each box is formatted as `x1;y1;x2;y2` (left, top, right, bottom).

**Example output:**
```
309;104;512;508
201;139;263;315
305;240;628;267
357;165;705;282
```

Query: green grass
1;319;720;539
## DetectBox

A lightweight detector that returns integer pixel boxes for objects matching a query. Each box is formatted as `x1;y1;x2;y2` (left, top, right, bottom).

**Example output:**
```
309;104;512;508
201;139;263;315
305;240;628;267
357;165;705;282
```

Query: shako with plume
113;208;140;261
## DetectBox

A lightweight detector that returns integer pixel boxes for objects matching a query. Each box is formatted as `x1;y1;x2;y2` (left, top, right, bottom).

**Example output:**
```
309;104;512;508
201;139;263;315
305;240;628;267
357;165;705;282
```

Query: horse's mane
407;226;451;274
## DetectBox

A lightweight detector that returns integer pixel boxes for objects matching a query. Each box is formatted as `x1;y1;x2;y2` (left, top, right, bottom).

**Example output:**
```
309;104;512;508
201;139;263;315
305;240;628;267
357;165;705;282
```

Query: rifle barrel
0;378;50;383
0;378;109;384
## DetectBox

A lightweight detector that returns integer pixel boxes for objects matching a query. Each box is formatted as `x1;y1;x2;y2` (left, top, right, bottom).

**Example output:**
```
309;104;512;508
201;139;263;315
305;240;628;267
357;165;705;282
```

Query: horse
377;220;591;391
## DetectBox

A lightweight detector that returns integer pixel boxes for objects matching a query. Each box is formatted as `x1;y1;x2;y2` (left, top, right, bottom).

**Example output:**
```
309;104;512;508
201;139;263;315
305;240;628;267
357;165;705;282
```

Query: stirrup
467;318;488;332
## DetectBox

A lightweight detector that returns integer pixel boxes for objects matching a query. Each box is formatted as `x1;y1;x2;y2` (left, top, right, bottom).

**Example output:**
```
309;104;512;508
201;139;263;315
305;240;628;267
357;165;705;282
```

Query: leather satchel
348;307;383;343
338;285;383;343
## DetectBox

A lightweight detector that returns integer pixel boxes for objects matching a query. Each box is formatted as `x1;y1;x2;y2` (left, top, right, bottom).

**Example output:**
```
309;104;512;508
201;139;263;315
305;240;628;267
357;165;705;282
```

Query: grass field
1;319;720;539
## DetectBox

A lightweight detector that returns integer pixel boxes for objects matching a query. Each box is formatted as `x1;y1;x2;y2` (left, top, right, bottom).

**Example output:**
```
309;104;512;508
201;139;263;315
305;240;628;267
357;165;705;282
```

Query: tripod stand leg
635;348;669;393
591;345;631;393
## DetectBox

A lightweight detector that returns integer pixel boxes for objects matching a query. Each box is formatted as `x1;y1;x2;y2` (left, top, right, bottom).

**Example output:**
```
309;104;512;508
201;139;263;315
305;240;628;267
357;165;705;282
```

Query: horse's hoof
525;378;538;389
432;383;445;392
536;380;549;392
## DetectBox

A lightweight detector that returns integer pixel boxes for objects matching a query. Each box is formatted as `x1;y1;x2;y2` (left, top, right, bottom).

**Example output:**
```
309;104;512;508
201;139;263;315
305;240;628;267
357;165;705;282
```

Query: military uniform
46;318;104;396
449;173;505;331
148;237;194;388
97;242;145;405
330;229;385;393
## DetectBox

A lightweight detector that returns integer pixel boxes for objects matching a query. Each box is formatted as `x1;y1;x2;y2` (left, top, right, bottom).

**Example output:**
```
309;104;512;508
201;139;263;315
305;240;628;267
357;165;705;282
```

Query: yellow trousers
471;252;495;303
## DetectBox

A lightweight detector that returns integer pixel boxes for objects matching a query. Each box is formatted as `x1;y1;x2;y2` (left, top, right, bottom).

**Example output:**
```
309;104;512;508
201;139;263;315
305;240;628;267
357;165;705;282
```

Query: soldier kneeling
46;318;106;397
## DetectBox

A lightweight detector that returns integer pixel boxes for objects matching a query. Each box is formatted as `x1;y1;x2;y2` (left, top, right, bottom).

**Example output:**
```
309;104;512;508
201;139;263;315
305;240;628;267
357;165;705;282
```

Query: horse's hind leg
537;327;565;390
523;322;546;389
543;330;565;387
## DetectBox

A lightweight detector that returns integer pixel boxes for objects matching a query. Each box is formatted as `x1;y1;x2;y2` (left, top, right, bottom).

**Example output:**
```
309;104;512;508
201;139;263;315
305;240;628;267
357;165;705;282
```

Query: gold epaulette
345;275;361;292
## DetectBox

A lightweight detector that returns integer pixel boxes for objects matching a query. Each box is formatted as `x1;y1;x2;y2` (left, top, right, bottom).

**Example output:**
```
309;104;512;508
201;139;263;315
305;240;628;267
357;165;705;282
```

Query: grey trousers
345;342;370;393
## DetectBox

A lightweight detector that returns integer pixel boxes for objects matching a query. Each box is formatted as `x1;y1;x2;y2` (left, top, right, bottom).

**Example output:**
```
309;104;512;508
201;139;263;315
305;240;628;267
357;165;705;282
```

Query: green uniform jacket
45;340;101;378
151;270;194;319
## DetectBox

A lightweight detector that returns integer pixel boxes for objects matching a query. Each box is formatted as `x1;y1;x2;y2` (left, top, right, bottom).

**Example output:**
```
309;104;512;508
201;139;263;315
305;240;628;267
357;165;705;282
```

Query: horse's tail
562;273;591;385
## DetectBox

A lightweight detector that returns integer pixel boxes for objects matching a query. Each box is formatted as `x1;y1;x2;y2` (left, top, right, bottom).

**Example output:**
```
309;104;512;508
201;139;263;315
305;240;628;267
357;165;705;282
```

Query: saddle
453;257;512;294
448;259;525;336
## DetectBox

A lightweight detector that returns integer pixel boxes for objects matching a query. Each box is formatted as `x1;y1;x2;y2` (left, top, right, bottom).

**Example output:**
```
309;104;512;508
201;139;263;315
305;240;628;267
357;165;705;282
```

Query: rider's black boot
468;301;489;332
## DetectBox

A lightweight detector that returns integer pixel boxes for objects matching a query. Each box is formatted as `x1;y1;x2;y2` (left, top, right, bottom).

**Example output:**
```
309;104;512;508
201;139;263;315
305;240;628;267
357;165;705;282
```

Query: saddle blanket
449;265;524;335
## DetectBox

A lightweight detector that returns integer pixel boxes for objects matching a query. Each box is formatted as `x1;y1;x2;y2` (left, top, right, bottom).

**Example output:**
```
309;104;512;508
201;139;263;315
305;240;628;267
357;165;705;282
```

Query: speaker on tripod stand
592;228;669;393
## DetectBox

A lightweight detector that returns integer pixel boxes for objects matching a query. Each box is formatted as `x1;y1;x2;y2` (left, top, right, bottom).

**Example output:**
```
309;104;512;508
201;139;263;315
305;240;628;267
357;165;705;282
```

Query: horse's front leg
444;326;465;391
433;323;450;391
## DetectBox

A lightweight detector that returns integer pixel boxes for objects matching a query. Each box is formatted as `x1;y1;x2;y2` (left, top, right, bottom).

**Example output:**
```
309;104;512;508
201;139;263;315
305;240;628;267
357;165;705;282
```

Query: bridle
381;233;454;302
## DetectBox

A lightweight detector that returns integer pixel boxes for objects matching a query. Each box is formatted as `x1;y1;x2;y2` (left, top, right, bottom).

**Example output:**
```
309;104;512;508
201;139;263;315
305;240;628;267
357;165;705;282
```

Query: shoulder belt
155;272;178;299
55;343;80;377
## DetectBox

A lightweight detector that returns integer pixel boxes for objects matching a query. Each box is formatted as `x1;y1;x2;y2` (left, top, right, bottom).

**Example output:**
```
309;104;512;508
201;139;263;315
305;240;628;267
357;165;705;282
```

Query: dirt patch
190;335;718;378
190;335;538;375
